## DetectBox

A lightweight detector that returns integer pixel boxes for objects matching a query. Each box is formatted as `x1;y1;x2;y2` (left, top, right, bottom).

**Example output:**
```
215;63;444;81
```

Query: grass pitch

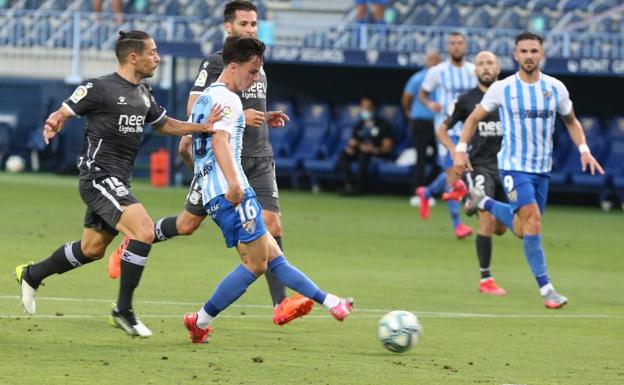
0;173;622;385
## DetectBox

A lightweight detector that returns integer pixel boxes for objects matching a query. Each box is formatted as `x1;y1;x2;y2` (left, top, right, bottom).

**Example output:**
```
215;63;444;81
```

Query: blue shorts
500;171;550;214
437;135;459;169
205;188;267;248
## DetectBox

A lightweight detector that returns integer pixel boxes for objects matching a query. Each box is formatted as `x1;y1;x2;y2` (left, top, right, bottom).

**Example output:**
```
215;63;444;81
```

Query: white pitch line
1;295;623;319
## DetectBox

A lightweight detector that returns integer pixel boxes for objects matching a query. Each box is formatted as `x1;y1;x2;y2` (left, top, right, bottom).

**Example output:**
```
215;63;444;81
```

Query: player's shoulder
458;86;481;103
201;52;224;68
463;61;476;70
541;73;567;91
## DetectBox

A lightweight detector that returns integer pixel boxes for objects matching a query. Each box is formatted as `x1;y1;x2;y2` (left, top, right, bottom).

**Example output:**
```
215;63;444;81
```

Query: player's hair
224;0;257;23
115;30;152;62
448;31;466;41
515;31;543;45
222;36;265;65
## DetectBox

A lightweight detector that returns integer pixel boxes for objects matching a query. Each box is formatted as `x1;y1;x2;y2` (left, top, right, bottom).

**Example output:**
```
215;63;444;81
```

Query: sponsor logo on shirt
70;86;88;103
118;114;145;134
241;81;266;100
477;121;503;137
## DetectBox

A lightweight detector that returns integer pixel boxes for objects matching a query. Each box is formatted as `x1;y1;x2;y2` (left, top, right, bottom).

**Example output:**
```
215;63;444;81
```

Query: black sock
117;240;151;312
476;234;492;279
28;241;94;286
265;236;287;306
153;216;179;243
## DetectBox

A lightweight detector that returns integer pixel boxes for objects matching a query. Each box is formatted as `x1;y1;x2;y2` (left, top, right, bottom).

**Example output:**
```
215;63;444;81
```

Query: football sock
153;216;179;243
483;199;515;231
322;293;340;310
203;264;258;317
28;241;94;286
448;200;461;229
117;240;151;312
196;307;214;330
265;236;287;306
268;256;327;304
522;235;550;289
426;172;447;198
476;235;492;279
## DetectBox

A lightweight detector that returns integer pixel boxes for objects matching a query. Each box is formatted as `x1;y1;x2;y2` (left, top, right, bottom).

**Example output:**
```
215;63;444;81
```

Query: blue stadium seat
570;132;610;188
607;116;624;140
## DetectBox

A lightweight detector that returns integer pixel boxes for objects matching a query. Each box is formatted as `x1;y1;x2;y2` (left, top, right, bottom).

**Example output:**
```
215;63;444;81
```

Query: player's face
447;35;466;62
475;52;500;87
225;10;258;38
234;56;262;91
514;39;543;74
135;38;160;78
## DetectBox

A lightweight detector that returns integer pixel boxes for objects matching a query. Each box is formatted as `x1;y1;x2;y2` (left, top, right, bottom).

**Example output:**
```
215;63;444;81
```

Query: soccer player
183;36;353;344
14;31;221;336
454;32;604;308
106;0;310;326
436;51;507;295
417;32;477;239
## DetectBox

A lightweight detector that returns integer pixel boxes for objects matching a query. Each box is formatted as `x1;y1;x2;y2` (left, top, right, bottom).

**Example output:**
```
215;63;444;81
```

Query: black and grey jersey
190;53;271;158
445;86;502;168
63;73;166;184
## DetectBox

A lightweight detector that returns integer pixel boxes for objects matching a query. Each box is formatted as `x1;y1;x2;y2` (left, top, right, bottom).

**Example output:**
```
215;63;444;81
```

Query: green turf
1;173;622;385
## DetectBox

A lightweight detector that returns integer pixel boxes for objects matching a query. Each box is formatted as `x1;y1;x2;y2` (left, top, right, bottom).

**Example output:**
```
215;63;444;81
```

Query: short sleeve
211;92;242;136
480;81;503;113
421;66;439;93
190;55;223;95
144;84;167;125
403;72;421;95
62;80;102;117
554;81;573;116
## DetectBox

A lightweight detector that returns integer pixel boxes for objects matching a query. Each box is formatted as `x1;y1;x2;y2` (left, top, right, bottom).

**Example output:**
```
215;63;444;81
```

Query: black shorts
242;156;280;213
464;166;508;203
183;177;207;217
79;176;140;236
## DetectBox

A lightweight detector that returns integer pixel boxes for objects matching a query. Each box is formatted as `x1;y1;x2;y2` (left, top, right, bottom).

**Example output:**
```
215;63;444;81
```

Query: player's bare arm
454;105;489;172
562;110;605;175
187;93;200;116
156;104;223;136
244;108;265;128
212;130;244;205
43;106;74;145
435;121;455;157
418;88;441;113
266;111;289;128
178;136;194;170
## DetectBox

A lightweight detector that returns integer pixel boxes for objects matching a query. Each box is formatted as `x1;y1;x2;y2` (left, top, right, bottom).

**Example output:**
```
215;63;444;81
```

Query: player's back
191;83;249;203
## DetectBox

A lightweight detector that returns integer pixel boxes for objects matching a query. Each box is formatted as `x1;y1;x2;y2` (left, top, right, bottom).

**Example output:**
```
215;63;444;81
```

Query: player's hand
244;109;265;128
453;151;473;172
267;111;289;128
428;102;442;113
43;111;64;145
580;152;605;175
225;183;244;206
206;103;223;131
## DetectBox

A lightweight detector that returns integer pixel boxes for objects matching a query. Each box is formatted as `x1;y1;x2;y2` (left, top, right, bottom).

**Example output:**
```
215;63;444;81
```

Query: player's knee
263;213;282;237
133;222;155;244
246;259;268;276
494;223;507;236
81;242;106;260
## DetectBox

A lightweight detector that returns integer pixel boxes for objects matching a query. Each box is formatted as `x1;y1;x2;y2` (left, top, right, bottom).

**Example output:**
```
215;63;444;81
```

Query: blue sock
523;235;550;288
485;200;515;231
268;255;327;304
447;200;461;229
203;264;258;317
426;173;447;198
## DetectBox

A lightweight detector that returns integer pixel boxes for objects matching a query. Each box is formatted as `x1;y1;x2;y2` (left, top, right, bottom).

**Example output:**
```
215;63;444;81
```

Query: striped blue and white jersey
480;72;573;174
421;60;477;134
191;82;250;203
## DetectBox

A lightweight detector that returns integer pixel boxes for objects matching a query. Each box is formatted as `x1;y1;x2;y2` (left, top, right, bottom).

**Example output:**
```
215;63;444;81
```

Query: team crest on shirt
69;85;88;103
142;94;151;108
543;90;552;99
117;96;127;105
242;219;257;234
194;70;208;87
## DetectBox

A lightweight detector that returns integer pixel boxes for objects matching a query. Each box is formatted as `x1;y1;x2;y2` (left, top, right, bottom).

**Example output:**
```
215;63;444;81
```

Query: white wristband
455;142;468;153
578;144;590;154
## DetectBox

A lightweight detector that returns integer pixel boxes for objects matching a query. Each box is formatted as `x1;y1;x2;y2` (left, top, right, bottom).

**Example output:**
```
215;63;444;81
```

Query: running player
417;32;476;239
106;1;311;326
14;31;221;336
437;51;507;295
182;36;353;343
454;32;604;308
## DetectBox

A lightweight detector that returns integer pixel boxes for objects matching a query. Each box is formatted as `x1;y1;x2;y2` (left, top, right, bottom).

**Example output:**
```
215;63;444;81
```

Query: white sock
540;283;554;296
477;197;491;210
322;293;340;310
196;308;214;330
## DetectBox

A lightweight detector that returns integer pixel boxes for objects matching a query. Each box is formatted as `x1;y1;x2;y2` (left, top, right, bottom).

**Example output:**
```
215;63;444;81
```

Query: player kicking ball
182;36;353;343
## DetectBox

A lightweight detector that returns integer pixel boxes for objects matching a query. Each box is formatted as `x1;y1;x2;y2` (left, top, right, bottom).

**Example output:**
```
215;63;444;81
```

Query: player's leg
15;225;113;315
354;0;367;22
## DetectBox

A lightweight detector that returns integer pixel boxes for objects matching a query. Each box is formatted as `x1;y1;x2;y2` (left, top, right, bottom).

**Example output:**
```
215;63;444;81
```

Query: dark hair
222;36;265;66
448;31;466;41
515;31;543;45
115;30;151;62
224;0;257;23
